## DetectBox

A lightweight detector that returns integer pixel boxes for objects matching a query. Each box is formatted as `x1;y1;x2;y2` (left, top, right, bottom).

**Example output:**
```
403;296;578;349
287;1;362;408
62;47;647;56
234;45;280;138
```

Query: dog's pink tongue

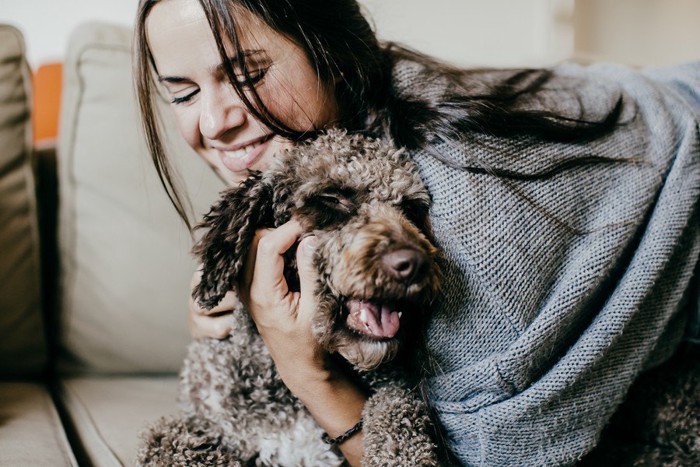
347;300;401;338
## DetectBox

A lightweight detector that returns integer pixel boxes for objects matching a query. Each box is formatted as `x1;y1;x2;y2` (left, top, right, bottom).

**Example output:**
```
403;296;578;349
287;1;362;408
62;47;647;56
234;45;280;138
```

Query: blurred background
2;0;699;146
2;0;700;68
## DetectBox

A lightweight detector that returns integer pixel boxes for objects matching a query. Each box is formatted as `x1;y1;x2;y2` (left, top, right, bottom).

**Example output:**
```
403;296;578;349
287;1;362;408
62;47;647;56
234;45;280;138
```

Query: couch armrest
0;24;46;378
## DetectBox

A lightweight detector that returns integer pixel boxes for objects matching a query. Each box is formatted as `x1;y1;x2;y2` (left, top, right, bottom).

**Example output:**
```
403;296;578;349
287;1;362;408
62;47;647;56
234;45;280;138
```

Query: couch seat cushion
57;376;179;466
0;382;77;466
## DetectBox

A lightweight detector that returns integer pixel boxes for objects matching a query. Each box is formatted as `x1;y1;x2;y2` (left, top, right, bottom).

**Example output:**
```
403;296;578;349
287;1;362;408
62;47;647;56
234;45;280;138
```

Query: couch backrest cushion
0;24;46;378
58;22;223;374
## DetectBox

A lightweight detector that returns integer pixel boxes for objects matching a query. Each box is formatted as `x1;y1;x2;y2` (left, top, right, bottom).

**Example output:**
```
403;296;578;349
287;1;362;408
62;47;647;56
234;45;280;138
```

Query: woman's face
146;0;338;185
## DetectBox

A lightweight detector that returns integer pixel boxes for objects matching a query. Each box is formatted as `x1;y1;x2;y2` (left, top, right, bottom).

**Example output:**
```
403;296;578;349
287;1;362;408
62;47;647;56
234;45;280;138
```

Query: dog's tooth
398;312;403;319
360;307;369;324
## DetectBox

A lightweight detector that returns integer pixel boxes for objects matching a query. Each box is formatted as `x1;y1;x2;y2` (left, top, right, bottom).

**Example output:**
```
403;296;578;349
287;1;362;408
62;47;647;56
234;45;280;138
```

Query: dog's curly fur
137;130;443;466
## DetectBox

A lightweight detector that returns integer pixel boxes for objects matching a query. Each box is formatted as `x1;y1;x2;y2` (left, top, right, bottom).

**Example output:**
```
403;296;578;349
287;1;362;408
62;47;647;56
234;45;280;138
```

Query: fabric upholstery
0;24;45;377
57;376;179;466
57;22;224;374
0;382;77;466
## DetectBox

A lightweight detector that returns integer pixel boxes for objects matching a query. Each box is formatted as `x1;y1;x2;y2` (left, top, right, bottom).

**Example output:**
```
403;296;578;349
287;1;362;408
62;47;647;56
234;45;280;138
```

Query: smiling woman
133;0;700;465
144;0;337;186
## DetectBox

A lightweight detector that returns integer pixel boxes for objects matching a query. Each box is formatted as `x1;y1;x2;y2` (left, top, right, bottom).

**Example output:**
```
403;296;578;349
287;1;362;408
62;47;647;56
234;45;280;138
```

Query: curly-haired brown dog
137;130;443;466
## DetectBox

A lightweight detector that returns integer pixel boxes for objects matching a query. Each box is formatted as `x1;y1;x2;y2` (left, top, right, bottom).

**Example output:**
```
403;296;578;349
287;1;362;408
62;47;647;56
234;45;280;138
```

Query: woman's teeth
224;141;260;159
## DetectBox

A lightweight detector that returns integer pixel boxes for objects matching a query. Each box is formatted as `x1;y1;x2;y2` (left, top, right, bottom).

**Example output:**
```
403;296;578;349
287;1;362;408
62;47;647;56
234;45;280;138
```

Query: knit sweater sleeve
397;61;700;465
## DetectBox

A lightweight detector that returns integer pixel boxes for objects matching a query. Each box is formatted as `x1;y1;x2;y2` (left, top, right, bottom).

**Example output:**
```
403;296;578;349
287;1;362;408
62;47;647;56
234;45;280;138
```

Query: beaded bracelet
321;418;364;446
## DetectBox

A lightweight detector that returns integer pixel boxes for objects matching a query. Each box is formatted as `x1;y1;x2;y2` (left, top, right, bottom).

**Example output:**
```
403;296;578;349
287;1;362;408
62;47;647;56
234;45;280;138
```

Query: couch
0;21;224;466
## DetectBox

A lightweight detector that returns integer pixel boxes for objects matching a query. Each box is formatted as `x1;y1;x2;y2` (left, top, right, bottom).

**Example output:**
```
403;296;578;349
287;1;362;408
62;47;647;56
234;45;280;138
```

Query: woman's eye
170;89;199;105
235;67;268;87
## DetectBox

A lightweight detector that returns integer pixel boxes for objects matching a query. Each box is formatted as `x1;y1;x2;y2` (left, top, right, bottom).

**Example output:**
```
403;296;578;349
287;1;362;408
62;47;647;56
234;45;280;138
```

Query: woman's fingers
296;235;319;322
248;220;303;303
188;267;235;339
188;306;233;339
188;220;304;340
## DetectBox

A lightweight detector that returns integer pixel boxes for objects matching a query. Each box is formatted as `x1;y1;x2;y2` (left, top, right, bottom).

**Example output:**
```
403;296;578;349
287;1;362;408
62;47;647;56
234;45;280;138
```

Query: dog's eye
315;189;355;213
317;192;354;212
297;189;357;230
400;199;430;229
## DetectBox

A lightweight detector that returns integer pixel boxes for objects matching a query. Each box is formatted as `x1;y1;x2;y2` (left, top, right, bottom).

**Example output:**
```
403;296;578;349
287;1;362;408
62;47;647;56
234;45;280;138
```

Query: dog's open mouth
345;299;403;339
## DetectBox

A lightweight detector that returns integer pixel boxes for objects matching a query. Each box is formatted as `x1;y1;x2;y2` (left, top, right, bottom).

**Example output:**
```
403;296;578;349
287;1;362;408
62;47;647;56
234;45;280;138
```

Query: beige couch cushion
0;24;45;377
57;22;223;374
57;376;179;466
0;382;77;466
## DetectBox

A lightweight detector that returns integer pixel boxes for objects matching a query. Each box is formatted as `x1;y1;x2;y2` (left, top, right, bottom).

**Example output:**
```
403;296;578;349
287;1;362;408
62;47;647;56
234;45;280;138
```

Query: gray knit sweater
390;60;700;465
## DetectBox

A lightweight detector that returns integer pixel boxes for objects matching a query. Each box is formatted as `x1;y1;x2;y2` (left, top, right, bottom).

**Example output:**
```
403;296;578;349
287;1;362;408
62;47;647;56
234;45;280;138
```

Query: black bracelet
321;418;364;446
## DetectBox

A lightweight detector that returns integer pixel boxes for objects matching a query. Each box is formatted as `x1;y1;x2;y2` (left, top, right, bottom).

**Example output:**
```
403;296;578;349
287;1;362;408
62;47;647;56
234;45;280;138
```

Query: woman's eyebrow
215;49;267;72
157;50;267;83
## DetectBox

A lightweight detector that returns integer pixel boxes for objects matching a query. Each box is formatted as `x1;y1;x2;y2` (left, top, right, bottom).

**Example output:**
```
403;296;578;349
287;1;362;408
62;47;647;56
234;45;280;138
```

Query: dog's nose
382;248;426;283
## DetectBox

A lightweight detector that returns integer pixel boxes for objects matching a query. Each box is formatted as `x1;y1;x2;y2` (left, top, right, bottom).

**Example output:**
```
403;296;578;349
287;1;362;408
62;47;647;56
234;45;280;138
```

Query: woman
134;0;700;464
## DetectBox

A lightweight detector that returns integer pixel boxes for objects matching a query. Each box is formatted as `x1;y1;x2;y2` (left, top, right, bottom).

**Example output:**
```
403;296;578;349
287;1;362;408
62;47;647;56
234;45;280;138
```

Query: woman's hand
188;268;235;339
240;220;328;391
243;220;366;465
190;219;366;464
186;219;322;364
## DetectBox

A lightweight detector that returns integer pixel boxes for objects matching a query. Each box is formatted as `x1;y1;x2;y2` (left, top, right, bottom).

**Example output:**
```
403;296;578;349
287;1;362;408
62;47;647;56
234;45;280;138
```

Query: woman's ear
191;173;274;310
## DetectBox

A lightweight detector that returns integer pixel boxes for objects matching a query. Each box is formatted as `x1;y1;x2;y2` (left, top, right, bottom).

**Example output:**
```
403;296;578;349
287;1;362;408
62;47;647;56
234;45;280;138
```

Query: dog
138;130;443;466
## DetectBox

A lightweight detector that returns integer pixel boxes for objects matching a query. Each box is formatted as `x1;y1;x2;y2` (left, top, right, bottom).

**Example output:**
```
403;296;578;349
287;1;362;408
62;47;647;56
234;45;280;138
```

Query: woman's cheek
172;107;202;151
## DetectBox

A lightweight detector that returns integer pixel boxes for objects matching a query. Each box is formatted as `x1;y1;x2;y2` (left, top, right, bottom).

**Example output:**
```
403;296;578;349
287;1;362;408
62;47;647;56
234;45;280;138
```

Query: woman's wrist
288;364;367;465
284;361;346;399
275;351;342;399
272;354;366;464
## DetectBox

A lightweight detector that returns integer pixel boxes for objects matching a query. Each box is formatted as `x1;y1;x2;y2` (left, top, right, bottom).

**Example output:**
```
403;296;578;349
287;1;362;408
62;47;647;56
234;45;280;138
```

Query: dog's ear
192;172;274;309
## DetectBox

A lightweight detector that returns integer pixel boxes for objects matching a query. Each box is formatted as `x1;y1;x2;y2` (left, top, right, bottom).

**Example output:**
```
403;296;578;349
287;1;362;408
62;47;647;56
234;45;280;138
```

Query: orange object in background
32;62;62;147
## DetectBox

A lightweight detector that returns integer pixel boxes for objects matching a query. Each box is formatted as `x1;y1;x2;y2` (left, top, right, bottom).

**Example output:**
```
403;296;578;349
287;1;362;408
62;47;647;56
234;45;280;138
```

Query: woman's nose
199;86;246;140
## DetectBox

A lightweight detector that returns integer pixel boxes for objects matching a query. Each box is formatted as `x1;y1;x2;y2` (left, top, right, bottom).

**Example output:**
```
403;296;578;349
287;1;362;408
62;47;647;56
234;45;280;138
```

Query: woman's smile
214;133;274;173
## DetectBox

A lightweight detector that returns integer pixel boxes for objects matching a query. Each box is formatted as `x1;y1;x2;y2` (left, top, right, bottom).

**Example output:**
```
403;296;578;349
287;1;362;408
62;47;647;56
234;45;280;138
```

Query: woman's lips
217;135;273;173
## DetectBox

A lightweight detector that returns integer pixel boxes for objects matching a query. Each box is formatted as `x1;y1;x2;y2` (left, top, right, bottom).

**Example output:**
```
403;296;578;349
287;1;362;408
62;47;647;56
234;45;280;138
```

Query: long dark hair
134;0;624;229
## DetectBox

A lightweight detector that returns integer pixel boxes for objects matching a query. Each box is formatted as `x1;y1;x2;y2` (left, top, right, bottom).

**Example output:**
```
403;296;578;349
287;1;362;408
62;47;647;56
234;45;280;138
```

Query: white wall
0;0;572;69
573;0;700;66
361;0;573;67
0;0;141;67
3;0;698;71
